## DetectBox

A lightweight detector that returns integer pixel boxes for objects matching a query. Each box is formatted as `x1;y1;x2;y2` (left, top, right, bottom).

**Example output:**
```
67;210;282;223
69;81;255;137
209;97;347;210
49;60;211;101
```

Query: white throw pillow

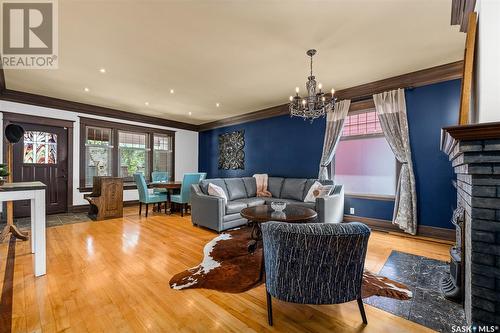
208;183;228;203
304;181;323;202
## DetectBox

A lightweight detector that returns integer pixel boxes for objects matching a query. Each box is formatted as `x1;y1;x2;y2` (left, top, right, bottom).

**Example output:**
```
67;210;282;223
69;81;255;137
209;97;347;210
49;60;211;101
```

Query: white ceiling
4;0;465;125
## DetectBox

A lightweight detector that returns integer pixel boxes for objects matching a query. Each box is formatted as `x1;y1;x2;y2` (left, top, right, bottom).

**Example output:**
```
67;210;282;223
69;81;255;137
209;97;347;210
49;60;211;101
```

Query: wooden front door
12;123;69;217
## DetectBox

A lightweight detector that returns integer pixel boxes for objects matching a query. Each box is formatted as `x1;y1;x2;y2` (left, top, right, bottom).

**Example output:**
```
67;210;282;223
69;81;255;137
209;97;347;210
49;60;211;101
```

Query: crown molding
0;63;197;131
199;61;464;131
0;60;463;132
0;88;198;132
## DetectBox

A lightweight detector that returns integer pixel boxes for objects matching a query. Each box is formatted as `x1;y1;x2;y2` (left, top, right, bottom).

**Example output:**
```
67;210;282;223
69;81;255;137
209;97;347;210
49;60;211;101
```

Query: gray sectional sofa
191;176;344;232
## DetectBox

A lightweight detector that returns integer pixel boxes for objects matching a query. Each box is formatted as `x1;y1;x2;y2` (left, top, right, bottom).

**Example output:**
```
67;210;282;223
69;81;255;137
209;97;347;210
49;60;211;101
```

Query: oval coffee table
240;204;317;248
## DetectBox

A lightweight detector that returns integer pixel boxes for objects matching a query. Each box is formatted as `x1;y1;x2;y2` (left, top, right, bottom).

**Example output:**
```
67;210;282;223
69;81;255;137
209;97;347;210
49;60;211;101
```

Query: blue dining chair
170;172;206;216
134;173;168;217
151;171;169;194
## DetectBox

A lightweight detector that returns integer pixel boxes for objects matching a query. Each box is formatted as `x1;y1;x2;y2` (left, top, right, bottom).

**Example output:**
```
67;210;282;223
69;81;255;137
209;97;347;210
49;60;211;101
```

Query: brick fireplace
442;122;500;325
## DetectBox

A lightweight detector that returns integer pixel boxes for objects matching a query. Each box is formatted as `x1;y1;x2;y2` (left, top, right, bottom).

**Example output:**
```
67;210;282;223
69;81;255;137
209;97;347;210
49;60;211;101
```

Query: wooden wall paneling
458;12;477;125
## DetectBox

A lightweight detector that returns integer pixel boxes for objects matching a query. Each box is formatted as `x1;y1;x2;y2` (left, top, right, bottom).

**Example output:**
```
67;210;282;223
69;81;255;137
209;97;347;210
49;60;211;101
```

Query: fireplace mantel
443;121;500;140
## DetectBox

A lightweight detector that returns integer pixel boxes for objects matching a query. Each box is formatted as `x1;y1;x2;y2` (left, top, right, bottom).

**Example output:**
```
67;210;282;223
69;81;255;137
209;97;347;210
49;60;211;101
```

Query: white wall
474;0;500;123
0;100;199;206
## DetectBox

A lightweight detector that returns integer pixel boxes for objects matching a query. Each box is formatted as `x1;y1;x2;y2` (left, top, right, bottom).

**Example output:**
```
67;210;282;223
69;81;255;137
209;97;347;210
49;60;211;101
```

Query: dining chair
170;172;206;216
151;171;169;194
134;173;168;217
261;221;371;326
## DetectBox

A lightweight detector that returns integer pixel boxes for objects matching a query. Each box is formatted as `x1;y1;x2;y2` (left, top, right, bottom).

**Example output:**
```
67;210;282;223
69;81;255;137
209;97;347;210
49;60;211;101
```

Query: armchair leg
139;202;142;216
164;201;168;214
357;298;368;324
266;290;273;326
181;204;184;217
145;204;149;218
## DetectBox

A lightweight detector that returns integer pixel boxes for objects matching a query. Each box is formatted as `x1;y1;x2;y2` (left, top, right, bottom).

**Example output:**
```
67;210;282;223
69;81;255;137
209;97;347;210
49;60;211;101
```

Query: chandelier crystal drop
289;49;336;122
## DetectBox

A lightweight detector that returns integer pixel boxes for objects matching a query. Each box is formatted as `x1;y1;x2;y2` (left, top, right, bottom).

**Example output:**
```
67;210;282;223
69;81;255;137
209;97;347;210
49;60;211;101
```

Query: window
334;109;397;197
85;126;113;185
80;118;175;189
342;110;382;137
153;134;173;180
119;131;149;181
23;131;57;164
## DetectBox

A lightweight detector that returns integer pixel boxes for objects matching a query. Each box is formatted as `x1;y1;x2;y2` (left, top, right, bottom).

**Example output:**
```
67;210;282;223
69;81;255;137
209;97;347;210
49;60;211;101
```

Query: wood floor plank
0;207;450;332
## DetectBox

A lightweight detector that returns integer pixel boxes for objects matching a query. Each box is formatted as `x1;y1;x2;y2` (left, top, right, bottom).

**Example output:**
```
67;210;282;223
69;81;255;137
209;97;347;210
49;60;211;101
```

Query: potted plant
0;164;9;186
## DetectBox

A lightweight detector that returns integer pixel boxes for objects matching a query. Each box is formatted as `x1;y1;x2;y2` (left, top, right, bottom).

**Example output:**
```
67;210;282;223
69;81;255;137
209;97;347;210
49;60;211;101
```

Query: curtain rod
347;86;415;103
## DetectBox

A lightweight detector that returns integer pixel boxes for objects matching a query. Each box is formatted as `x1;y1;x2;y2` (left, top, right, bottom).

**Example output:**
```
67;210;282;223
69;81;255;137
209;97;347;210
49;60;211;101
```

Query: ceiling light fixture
144;102;149;106
99;68;106;73
188;112;192;116
170;89;174;94
84;87;90;92
289;49;336;122
216;103;220;108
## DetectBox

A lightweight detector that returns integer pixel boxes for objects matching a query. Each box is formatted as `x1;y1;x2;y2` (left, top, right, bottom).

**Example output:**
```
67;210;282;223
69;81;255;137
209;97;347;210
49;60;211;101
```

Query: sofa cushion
242;177;257;197
226;201;247;214
281;178;307;201
200;179;228;196
224;178;248;200
303;179;318;200
268;177;284;198
208;183;228;203
234;197;266;207
304;181;322;202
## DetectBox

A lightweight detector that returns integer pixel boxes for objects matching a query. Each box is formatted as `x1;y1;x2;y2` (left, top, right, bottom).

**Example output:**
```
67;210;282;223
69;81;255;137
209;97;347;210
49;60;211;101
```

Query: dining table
148;181;182;213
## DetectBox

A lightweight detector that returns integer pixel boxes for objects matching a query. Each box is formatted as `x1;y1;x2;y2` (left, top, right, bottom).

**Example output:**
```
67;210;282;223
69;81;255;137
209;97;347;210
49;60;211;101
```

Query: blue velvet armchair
170;172;206;216
134;173;168;217
151;171;169;194
261;221;371;326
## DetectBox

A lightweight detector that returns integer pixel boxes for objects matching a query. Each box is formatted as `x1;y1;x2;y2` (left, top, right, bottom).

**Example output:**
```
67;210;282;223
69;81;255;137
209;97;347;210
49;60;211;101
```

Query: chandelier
289;49;336;122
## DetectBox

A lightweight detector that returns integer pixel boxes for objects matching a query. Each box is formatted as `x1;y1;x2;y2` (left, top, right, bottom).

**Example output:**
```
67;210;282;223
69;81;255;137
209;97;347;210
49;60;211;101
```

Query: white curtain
318;99;351;180
373;89;417;235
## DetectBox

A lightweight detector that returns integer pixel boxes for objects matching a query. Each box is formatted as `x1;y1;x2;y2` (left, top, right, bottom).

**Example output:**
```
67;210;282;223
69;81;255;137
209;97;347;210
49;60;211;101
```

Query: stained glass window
342;109;382;137
23;131;57;164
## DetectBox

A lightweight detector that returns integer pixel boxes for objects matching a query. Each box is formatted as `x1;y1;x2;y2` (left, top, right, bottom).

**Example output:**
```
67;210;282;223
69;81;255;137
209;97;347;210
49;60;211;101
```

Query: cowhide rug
169;227;412;300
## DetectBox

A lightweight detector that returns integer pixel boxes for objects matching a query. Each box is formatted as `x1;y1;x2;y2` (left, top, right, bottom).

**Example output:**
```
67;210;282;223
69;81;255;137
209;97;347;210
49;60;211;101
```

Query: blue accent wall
405;79;460;229
199;115;325;178
344;197;395;221
199;79;461;229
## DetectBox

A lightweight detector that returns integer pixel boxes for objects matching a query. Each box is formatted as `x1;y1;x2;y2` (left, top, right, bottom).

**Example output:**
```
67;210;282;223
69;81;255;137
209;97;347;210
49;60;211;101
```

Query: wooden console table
0;182;47;277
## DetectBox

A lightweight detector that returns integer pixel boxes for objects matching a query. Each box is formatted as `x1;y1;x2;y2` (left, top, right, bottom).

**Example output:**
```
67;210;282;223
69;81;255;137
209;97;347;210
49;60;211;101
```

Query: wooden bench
84;177;123;220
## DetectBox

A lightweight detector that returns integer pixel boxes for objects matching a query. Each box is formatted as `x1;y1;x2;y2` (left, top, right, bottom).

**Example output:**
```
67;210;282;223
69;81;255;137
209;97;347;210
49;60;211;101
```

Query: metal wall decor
218;130;245;170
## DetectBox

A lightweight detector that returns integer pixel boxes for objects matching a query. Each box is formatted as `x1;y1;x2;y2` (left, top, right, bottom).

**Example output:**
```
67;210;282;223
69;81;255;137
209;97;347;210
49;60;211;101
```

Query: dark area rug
169;227;412;301
364;251;466;332
0;212;92;231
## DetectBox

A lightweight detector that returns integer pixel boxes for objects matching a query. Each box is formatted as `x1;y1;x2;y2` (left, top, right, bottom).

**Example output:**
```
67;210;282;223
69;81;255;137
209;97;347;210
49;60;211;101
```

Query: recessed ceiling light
170;89;174;94
216;103;220;108
188;112;192;116
99;68;106;73
144;102;149;106
84;87;90;92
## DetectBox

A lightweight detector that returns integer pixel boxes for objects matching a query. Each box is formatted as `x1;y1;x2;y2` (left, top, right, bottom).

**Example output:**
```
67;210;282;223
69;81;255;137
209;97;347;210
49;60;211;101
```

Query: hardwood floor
0;207;451;332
